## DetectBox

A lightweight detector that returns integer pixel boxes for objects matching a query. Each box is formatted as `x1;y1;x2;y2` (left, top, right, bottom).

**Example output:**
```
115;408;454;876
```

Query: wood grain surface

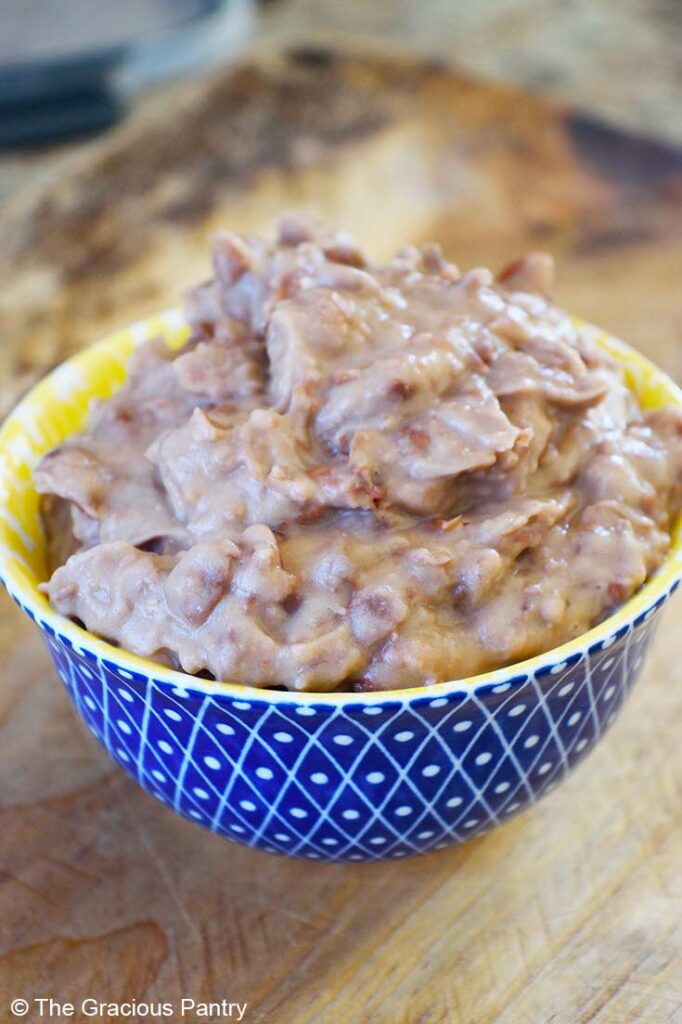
1;48;681;1024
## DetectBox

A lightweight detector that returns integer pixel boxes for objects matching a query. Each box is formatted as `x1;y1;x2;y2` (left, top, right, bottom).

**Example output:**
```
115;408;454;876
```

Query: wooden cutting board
1;47;681;1024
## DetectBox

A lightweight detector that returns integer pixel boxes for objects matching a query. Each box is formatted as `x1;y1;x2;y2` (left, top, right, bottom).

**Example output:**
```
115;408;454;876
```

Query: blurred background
1;0;681;408
1;6;682;1022
1;0;681;202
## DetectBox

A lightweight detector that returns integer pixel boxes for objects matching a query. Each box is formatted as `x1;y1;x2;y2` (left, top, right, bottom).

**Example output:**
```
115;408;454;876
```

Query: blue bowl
20;596;677;860
28;601;679;861
1;312;681;861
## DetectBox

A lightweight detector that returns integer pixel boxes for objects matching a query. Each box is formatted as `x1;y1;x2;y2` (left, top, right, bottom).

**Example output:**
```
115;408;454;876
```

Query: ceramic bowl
1;311;681;862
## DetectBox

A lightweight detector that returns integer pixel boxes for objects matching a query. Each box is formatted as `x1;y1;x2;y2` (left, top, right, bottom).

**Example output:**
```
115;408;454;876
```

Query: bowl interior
1;310;681;701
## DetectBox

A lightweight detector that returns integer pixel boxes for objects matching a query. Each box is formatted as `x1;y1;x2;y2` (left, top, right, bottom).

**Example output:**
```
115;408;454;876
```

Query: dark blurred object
0;0;253;147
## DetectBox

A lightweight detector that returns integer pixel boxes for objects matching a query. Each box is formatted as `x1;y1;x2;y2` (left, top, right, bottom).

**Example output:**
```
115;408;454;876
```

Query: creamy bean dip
37;216;682;690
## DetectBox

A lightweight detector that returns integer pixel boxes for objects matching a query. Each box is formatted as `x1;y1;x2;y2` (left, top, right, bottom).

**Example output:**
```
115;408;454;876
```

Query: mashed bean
37;216;682;690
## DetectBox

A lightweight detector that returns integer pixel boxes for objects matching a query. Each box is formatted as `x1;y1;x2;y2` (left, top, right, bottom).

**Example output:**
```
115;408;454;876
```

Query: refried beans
36;215;682;691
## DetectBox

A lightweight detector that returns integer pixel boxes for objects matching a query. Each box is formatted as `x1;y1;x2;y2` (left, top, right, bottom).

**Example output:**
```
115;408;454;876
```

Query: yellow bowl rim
1;310;681;705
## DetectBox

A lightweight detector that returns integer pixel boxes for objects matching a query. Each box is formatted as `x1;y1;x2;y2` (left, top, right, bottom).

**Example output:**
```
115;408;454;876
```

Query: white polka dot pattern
0;311;679;862
5;583;676;862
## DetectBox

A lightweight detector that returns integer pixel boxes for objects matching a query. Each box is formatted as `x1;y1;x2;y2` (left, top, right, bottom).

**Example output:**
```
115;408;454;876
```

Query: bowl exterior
21;586;673;862
1;312;680;861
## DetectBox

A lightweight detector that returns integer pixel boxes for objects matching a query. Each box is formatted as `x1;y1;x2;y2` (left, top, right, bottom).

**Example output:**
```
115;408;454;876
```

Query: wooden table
1;49;681;1024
